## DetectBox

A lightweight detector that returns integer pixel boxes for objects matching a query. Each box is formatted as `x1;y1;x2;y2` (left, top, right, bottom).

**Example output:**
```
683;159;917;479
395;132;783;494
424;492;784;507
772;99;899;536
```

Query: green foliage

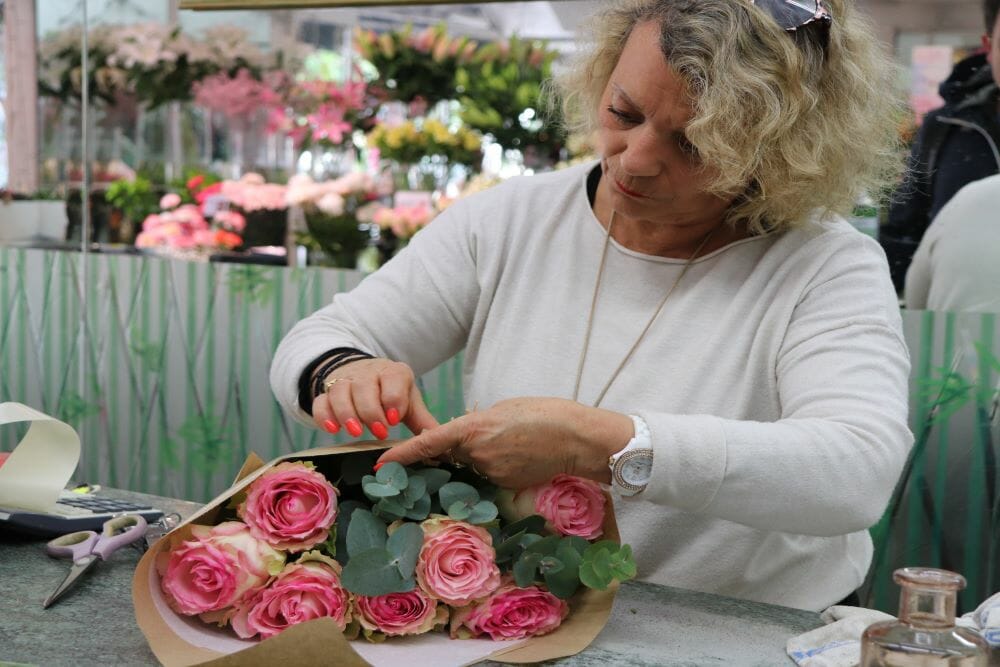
455;36;564;156
341;509;423;596
176;413;232;472
226;266;275;306
105;177;159;224
579;541;637;591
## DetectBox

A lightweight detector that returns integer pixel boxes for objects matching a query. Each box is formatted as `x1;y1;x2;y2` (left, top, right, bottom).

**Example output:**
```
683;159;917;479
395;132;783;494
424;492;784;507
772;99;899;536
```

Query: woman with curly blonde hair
272;0;913;611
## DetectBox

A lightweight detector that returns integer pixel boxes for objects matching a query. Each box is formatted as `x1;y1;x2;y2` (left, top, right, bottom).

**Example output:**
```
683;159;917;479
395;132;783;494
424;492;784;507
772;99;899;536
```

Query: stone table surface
0;489;821;666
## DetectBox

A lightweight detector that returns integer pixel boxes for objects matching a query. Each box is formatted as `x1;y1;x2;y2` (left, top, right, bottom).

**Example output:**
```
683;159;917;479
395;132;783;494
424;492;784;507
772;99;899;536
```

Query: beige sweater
271;162;912;611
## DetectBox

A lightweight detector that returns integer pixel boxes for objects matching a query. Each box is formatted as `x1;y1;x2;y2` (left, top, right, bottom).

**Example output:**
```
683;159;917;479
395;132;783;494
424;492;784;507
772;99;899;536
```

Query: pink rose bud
415;517;501;606
159;193;182;210
451;578;569;640
499;475;606;540
354;588;448;637
229;552;352;639
157;522;285;616
238;462;339;552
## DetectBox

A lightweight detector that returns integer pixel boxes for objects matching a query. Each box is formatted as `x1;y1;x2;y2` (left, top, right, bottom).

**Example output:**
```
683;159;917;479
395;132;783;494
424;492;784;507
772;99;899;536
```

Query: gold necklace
572;211;715;407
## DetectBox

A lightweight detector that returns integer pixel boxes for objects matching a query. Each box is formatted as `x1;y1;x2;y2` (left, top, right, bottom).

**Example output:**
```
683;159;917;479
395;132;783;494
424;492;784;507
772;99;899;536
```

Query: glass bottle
861;568;989;666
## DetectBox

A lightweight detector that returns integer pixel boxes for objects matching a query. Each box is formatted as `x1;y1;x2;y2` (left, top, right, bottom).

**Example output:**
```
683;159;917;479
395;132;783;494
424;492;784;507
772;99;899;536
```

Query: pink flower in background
450;578;568;641
229;552;352;639
213;210;246;233
316;192;345;216
373;204;434;239
354;588;447;637
415;517;501;606
498;474;606;540
237;462;339;552
193;68;280;121
221;177;287;213
157;522;285;616
307;104;352;145
159;193;181;210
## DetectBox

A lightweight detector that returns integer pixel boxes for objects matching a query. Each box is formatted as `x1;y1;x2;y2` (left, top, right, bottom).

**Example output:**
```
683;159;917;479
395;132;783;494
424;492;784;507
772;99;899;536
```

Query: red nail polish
371;422;389;440
346;418;363;437
323;419;340;434
386;408;400;426
373;462;385;472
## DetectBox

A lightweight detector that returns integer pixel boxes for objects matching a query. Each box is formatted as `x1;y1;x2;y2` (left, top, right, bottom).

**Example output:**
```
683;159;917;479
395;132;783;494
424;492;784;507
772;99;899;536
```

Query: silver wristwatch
609;415;653;496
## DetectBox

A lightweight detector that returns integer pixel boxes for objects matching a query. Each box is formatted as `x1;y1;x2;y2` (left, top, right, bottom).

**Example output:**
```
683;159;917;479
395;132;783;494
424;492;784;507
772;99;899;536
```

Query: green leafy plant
105;177;159;225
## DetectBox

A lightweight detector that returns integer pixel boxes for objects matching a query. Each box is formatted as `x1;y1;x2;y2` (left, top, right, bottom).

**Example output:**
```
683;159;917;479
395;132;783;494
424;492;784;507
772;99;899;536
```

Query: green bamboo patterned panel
1;247;997;611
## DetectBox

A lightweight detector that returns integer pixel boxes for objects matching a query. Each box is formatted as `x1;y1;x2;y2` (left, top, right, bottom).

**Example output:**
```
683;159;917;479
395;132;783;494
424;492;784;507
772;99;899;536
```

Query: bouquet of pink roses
135;443;633;665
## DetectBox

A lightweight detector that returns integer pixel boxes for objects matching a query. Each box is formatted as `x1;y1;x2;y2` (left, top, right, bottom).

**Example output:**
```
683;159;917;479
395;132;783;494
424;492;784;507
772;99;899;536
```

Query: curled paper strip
0;402;81;512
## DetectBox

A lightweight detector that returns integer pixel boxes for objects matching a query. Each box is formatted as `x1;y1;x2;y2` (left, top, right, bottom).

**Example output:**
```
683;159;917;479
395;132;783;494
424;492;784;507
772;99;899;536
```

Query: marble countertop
0;489;820;666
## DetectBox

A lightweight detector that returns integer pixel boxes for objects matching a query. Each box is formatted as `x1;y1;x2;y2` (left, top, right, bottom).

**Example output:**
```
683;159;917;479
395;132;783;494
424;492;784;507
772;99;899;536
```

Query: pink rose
500;475;606;540
157;521;285;616
415;517;501;606
159;193;181;210
238;462;338;552
354;588;448;637
229;552;352;639
451;578;569;640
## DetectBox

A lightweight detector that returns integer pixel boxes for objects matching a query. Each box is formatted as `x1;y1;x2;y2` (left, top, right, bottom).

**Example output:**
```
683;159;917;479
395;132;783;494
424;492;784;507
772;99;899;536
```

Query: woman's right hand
311;358;439;441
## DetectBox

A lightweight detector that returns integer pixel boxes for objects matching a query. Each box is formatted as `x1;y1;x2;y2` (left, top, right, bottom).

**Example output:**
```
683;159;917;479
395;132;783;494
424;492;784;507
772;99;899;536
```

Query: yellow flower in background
461;130;481;152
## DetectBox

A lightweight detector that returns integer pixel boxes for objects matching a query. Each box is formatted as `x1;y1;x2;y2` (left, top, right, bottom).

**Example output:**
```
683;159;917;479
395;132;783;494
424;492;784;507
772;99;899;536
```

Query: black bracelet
297;347;375;415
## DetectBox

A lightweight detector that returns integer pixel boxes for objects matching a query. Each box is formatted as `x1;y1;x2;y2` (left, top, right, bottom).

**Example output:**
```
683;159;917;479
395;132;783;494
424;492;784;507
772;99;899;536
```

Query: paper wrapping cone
133;442;619;666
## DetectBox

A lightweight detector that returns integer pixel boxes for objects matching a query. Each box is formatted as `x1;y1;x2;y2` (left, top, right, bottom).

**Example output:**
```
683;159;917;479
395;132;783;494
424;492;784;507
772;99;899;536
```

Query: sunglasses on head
751;0;832;34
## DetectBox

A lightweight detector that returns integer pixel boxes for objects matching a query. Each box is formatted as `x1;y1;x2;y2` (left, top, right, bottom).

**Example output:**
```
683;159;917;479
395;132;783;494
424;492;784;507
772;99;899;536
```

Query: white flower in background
316;192;346;217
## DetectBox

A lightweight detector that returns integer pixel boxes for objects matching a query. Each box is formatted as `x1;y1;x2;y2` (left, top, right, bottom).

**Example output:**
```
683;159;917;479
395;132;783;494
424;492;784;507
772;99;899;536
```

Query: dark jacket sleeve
881;116;938;293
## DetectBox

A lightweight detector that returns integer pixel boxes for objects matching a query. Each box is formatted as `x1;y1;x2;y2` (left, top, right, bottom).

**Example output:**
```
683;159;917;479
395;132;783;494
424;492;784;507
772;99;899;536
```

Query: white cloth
787;594;1000;667
904;173;1000;312
271;161;912;611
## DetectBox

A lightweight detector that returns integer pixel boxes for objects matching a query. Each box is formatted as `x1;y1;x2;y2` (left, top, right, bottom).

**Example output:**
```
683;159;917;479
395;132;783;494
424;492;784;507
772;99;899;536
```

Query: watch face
621;454;653;486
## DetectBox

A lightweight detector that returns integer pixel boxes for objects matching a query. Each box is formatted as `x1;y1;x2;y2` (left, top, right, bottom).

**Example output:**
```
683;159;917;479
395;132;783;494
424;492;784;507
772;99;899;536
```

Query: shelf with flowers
354;24;477;115
267;78;376;180
367;119;482;192
287;172;382;269
455;36;565;167
134;193;244;262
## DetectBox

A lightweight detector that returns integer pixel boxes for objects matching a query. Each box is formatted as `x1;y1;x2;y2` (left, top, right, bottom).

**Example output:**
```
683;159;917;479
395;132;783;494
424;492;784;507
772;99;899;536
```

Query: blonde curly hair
553;0;906;234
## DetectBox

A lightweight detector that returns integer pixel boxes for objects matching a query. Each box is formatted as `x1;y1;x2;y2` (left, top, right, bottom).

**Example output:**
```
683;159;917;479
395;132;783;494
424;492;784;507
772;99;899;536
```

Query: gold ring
470;463;486;479
447;451;466;469
323;376;351;392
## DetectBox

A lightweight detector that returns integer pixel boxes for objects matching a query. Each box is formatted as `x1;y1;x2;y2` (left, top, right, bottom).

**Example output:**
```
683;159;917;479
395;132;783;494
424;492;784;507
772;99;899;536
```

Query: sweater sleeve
641;234;913;537
269;197;481;425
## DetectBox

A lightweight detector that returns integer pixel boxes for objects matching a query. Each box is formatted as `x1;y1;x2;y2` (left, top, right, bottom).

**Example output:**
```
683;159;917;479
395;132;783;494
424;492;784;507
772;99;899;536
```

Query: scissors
43;514;148;608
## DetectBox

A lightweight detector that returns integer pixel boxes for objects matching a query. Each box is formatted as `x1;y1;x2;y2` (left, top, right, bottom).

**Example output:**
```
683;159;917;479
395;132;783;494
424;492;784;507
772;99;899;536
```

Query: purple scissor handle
43;514;148;608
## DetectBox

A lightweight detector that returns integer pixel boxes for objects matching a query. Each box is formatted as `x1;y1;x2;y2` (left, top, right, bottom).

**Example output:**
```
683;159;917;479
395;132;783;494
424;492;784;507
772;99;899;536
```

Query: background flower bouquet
286;172;379;269
133;442;631;666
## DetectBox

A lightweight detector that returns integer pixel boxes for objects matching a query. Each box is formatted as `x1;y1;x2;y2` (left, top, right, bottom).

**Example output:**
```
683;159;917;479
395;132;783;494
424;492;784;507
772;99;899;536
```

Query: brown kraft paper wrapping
133;441;620;666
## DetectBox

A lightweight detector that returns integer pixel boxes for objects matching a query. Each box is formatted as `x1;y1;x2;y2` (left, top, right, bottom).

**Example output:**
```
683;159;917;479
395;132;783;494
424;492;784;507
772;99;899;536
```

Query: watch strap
609;415;652;496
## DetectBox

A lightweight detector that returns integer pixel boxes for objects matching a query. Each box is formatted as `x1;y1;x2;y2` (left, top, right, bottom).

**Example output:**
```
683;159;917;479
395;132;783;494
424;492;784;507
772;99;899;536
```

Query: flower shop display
219;173;289;248
372;202;436;245
133;442;632;666
134;195;243;258
455;37;565;162
286;172;380;268
267;79;372;153
354;24;477;112
104;175;161;244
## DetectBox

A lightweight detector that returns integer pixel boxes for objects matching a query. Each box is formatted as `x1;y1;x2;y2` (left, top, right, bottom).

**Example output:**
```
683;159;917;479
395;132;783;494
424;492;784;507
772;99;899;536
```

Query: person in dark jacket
881;0;1000;293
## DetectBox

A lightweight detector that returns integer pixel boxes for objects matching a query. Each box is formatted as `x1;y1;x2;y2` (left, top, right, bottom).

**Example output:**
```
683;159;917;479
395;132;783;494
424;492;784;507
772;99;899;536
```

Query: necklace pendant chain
571;211;715;408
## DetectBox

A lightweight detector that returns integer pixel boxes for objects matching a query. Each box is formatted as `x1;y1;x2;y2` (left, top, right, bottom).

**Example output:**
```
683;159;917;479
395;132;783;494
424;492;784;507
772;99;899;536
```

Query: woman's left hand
374;398;633;489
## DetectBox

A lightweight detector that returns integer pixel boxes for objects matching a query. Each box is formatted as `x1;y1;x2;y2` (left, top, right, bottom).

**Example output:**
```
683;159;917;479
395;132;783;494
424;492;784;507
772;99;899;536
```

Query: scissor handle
92;514;148;559
47;531;100;561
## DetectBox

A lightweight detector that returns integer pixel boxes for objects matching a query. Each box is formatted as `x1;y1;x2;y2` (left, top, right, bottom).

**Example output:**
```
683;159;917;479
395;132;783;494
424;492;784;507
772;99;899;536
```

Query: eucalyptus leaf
500;514;546;540
545;542;583;599
524;534;560;557
335;501;366;565
363;481;400;498
563;536;591;556
341;548;413;596
402;475;427;504
376;462;409;490
513;551;542;588
386;522;423;579
404;494;432;521
447;501;472;521
439;481;479;510
412;467;451;494
466;500;498;525
578;560;611;591
538;556;564;575
346;509;387;557
374;498;407;521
